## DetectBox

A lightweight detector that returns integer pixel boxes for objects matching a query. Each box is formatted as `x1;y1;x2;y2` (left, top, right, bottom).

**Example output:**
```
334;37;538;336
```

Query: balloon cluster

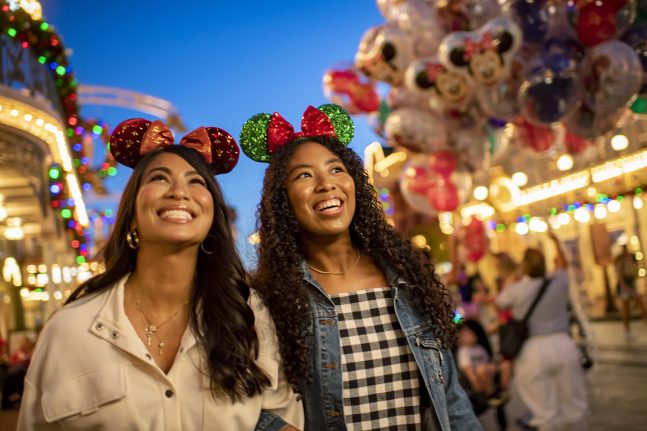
323;0;647;203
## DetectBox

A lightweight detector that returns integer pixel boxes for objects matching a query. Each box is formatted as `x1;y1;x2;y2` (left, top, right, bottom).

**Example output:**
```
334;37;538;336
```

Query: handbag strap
522;278;552;323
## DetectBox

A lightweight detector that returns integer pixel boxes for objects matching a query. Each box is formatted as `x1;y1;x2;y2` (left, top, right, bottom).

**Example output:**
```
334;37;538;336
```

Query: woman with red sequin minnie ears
241;104;480;430
18;120;303;431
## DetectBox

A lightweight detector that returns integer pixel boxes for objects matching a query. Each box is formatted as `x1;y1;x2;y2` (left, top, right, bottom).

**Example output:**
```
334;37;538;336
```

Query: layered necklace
307;249;361;275
133;289;188;356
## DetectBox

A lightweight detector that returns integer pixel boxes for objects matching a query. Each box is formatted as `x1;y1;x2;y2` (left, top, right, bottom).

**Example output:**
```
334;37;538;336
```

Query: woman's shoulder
42;289;109;335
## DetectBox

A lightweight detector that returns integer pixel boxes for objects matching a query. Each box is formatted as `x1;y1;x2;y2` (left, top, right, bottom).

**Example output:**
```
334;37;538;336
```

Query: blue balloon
511;0;550;44
621;23;647;93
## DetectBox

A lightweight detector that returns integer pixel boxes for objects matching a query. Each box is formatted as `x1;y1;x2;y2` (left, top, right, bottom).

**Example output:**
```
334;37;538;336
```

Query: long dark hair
252;135;456;390
67;145;270;401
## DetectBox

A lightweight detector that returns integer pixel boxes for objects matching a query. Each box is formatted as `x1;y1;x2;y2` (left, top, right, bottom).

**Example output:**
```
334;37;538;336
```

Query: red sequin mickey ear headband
109;118;239;174
239;104;355;163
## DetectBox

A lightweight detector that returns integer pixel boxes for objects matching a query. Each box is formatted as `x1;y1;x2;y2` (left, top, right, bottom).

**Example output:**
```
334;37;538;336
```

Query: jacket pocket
42;365;127;422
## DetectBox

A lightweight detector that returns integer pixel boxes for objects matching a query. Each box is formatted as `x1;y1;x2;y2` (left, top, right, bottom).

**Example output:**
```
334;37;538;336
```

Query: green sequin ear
239;113;272;163
318;104;354;145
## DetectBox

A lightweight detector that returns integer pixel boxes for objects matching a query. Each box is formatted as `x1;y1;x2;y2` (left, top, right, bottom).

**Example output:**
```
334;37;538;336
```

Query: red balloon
323;69;380;114
409;166;434;195
463;217;488;262
516;118;554;152
564;130;591;154
428;178;459;211
575;0;628;47
428;150;457;177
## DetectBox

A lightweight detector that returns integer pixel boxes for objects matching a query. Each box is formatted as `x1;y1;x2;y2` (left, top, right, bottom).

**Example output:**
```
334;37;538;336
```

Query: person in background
17;119;303;430
496;233;588;431
614;243;647;342
240;104;481;430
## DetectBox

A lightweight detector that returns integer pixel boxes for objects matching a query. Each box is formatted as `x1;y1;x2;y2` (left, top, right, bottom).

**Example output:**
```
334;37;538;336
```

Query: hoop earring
126;229;140;250
200;241;214;255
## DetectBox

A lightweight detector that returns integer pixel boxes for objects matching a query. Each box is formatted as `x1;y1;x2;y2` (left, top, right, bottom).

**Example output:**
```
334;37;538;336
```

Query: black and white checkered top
330;287;421;430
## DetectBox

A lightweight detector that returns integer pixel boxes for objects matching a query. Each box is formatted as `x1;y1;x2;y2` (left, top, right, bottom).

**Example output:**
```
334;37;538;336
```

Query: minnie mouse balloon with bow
355;23;414;87
439;17;523;88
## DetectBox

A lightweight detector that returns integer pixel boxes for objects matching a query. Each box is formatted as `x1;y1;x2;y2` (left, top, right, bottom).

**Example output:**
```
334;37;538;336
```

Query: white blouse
17;275;303;430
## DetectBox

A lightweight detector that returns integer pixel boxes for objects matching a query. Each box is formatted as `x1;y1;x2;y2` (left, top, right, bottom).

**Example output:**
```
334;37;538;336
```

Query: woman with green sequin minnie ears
242;104;481;430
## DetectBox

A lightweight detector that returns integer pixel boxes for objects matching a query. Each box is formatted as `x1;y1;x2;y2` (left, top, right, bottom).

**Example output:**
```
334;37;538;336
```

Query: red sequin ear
204;127;240;174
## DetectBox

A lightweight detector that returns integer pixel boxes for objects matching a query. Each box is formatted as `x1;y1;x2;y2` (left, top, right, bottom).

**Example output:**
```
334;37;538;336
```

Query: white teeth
314;199;341;212
160;209;193;221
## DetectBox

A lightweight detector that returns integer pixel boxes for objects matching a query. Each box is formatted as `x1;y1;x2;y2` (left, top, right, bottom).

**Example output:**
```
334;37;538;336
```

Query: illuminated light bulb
610;134;629;151
636;252;644;261
634;195;643;210
411;234;427;248
10;109;19;117
512;172;528;187
557;212;571;225
608;199;621;213
549;215;561;229
515;222;529;235
35;118;44;126
639;268;646;277
24;113;32;122
4;217;23;240
557;154;574;171
586;187;597;198
574;207;591;223
440;224;455;235
529;217;548;233
473;186;489;201
594;205;608;219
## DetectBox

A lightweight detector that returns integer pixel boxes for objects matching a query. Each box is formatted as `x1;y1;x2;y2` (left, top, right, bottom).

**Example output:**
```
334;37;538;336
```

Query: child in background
457;320;511;407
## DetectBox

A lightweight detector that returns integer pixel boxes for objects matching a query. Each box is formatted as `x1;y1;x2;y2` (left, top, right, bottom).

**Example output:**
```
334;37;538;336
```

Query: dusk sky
41;0;384;265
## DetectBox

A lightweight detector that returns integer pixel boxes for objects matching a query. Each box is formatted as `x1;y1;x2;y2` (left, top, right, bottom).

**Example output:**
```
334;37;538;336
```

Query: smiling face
284;141;356;240
133;152;214;249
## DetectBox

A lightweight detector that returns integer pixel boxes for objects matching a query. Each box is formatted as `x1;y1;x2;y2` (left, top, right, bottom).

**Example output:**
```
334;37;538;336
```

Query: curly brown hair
252;136;457;390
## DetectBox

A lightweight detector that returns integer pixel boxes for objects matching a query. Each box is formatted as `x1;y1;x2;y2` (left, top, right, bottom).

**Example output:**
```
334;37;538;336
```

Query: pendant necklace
133;289;188;356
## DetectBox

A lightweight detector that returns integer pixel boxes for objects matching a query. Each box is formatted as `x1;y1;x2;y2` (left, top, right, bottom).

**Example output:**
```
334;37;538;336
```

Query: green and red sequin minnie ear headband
239;104;355;162
109;118;239;174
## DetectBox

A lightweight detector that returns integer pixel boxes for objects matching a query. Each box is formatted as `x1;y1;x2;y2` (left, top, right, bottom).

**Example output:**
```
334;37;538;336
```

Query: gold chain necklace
307;250;361;275
133;289;188;356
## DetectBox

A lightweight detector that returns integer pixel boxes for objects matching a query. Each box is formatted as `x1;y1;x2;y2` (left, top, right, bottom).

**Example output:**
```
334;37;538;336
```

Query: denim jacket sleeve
255;411;288;431
442;349;484;430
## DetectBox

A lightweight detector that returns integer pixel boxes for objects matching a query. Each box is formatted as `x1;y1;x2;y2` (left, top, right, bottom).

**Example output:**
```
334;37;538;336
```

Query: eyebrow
287;157;342;176
146;166;202;177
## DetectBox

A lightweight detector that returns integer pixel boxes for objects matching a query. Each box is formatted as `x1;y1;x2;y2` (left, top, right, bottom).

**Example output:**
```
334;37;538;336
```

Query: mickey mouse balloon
356;23;414;87
439;17;522;87
404;57;473;109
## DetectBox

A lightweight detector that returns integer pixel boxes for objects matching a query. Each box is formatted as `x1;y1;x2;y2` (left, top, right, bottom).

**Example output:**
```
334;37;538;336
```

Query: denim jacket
259;263;482;431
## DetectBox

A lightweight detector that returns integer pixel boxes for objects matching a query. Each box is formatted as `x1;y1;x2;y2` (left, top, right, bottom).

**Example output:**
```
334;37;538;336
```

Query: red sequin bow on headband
239;104;355;163
109;118;239;174
267;106;337;153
